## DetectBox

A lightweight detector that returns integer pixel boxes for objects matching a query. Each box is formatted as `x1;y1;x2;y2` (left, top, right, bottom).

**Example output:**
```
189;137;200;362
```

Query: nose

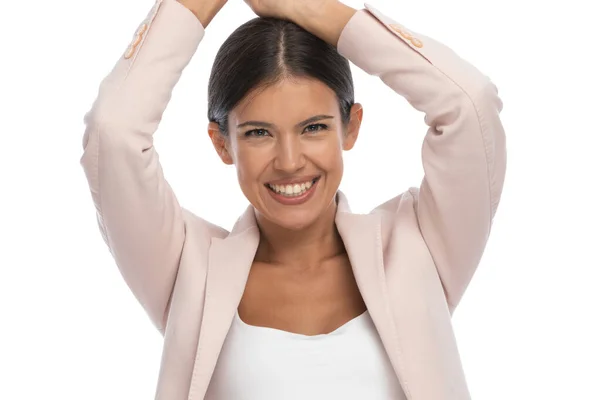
273;134;305;173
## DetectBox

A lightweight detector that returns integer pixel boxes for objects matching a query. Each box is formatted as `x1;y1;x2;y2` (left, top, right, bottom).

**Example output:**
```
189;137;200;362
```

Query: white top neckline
206;308;406;399
234;309;369;339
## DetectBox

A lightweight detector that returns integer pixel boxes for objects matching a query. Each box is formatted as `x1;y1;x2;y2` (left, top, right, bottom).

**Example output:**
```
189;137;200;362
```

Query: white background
1;0;599;398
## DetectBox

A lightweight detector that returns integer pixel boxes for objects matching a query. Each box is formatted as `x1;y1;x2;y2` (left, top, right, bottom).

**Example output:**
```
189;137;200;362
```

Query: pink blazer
80;0;506;398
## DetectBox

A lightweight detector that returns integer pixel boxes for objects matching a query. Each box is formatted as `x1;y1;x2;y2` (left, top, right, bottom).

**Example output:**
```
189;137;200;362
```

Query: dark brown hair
207;17;355;135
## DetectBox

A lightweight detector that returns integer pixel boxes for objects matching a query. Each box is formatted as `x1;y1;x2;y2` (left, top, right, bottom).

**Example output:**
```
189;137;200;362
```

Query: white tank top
205;309;406;400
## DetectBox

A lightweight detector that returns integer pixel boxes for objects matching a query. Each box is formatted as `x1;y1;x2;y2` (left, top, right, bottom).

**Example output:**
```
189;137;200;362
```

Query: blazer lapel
188;192;409;399
188;206;260;400
335;192;409;396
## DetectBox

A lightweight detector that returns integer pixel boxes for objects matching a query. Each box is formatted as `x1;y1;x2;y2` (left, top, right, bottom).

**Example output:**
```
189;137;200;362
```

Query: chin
266;209;321;231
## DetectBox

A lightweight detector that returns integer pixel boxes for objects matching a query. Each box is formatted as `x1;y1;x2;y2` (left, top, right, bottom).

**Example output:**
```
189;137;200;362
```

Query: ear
208;122;234;165
342;103;363;151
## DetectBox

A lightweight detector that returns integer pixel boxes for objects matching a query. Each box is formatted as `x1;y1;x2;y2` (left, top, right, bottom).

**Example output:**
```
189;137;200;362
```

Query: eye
244;128;271;137
303;123;328;134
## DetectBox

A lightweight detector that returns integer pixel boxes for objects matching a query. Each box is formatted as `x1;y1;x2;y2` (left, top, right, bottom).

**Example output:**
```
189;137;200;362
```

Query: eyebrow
236;114;334;130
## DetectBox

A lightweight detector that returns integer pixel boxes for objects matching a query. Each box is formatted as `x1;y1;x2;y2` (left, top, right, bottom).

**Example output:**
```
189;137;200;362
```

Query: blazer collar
188;191;406;399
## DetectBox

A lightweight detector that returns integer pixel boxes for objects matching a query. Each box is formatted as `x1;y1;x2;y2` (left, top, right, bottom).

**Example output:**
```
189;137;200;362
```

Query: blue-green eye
304;123;328;133
244;129;270;137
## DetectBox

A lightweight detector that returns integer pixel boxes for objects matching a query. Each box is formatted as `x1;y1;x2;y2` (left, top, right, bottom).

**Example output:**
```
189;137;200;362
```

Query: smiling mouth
265;177;321;198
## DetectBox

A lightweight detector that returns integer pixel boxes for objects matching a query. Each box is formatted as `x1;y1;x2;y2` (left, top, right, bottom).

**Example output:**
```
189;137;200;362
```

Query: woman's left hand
243;0;355;47
243;0;336;23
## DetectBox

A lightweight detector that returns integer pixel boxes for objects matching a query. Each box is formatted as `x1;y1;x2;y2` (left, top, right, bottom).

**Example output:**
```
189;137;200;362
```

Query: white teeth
268;179;316;197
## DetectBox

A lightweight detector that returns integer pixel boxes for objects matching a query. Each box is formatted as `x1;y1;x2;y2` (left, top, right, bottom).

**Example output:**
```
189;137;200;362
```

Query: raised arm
80;0;216;333
298;2;507;312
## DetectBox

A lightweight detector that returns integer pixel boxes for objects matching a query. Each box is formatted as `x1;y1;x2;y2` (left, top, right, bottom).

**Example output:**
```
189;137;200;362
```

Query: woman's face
209;77;363;231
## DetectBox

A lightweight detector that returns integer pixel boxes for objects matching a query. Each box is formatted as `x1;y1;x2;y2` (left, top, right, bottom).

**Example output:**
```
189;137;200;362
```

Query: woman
80;0;506;398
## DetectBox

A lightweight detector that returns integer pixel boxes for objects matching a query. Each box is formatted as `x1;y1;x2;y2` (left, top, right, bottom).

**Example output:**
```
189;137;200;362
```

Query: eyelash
244;123;328;137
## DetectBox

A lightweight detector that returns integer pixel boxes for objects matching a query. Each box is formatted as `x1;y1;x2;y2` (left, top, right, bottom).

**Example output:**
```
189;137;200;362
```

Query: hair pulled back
207;17;355;135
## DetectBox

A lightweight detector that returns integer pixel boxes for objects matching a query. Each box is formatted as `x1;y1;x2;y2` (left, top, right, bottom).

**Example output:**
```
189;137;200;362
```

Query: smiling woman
206;15;362;231
79;0;506;398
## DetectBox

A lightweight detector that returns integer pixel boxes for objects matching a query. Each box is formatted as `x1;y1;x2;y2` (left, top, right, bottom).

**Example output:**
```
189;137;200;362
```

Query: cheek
306;136;344;170
233;146;268;185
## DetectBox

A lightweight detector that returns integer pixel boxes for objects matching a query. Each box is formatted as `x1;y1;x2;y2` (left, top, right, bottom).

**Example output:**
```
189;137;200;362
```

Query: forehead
230;77;339;124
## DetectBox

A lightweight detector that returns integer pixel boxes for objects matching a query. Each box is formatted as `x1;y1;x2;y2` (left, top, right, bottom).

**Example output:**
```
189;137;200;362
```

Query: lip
265;175;321;186
265;177;320;206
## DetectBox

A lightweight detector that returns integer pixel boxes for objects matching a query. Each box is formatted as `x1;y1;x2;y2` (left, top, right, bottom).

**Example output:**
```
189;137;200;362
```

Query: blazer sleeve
79;0;205;333
337;4;507;311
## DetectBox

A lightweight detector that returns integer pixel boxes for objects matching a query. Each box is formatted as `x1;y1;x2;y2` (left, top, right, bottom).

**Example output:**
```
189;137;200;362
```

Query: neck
254;199;345;268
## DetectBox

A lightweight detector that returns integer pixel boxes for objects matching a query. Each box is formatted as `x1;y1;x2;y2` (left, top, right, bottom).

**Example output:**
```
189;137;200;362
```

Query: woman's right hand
178;0;228;27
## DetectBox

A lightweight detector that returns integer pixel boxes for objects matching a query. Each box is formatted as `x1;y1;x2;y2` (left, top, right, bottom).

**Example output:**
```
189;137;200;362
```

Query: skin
180;0;367;334
211;78;363;256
